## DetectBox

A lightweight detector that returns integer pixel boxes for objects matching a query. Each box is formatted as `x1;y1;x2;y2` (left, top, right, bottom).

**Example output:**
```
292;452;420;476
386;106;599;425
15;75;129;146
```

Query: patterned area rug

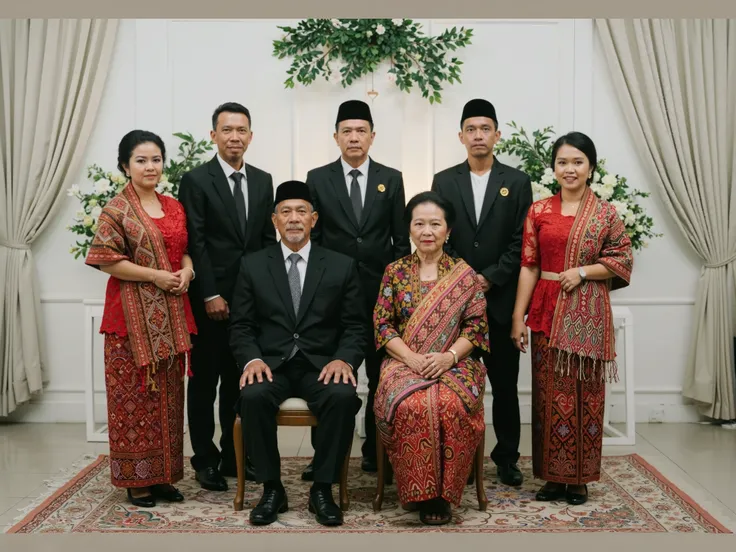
7;454;731;533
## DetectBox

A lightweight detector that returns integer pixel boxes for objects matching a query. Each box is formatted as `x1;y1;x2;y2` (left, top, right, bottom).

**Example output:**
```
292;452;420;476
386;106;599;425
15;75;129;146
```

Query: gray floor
1;422;736;532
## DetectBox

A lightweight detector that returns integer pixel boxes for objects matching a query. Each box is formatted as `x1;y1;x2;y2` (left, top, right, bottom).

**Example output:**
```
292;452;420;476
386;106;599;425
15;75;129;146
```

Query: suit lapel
267;247;296;323
296;247;325;325
329;159;360;228
244;164;259;244
208;156;244;241
360;159;380;228
476;159;505;231
455;162;478;228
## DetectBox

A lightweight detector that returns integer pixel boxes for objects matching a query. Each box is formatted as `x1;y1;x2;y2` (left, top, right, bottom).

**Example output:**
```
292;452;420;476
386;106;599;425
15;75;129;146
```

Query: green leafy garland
272;19;473;104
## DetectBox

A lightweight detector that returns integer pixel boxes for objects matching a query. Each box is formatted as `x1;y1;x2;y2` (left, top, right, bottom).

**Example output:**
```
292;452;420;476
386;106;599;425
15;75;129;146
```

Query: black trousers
187;314;240;472
238;352;362;484
482;323;522;466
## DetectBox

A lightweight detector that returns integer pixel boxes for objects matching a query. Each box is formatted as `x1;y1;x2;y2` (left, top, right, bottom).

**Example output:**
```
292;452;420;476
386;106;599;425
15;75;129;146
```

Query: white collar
216;152;246;179
280;239;311;261
340;156;370;178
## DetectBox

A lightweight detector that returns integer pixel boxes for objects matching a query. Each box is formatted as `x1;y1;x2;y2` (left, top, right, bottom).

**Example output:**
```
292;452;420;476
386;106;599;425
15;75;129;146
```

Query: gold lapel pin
500;187;509;197
377;184;386;192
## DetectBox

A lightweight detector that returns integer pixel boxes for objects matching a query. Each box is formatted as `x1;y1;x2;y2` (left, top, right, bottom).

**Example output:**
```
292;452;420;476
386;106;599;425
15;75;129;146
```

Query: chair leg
339;442;351;511
233;416;245;511
475;428;488;511
372;430;385;512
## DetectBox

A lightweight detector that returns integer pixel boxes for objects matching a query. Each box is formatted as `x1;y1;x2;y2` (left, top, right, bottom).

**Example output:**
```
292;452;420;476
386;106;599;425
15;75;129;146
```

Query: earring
445;235;450;243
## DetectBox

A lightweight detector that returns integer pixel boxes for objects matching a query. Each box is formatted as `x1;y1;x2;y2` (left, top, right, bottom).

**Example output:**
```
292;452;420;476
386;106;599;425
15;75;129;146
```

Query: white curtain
0;19;119;416
596;19;736;420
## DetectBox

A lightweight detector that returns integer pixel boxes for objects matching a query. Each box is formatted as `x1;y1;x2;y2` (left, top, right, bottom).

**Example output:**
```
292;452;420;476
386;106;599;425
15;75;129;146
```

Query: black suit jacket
228;243;368;372
179;155;277;306
432;157;532;327
306;157;410;310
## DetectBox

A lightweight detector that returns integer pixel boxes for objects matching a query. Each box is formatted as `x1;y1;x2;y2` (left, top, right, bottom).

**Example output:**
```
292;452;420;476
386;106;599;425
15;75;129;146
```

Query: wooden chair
233;398;352;512
372;425;489;512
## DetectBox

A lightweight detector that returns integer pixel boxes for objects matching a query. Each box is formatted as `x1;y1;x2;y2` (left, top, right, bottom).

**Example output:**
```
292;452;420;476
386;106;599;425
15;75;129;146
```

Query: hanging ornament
366;71;379;102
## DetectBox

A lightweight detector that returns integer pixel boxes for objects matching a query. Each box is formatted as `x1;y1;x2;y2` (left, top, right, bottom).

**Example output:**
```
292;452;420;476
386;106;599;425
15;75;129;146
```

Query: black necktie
231;172;247;235
349;169;362;223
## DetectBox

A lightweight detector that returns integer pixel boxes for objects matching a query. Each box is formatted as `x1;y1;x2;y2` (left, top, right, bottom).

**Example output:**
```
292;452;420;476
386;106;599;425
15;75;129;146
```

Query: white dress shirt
204;154;249;302
470;170;491;223
341;157;369;204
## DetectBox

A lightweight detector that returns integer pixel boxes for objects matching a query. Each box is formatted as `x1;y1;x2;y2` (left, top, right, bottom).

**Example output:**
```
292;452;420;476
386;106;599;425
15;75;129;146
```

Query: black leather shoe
308;487;343;526
535;483;566;501
195;467;228;491
250;486;288;525
361;457;378;473
151;484;184;502
497;463;523;486
301;461;315;481
127;488;156;508
566;484;588;505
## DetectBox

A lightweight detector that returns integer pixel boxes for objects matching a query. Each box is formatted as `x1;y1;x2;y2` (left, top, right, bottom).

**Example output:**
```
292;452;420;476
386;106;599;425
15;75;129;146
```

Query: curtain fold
0;19;119;416
595;19;736;420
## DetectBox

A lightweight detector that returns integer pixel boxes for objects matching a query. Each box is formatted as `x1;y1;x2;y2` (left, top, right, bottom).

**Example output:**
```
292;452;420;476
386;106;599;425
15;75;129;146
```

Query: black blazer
228;243;368;372
178;155;277;306
306;157;410;309
432;158;532;327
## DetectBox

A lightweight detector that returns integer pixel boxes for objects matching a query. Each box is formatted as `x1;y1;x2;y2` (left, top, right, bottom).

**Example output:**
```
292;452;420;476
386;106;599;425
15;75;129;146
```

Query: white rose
375;24;386;35
88;198;98;207
593;172;601;183
366;30;373;38
392;18;403;25
592;183;613;201
540;173;555;186
67;184;81;197
543;167;554;176
94;180;111;195
91;223;99;233
601;174;617;186
83;215;94;227
636;224;644;232
387;72;397;84
610;200;629;220
331;18;341;27
91;206;103;219
625;213;636;226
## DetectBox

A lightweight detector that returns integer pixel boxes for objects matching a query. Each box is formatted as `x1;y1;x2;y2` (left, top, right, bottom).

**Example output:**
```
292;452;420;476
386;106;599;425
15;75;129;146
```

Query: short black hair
212;102;252;131
551;131;598;183
404;191;456;228
117;130;166;175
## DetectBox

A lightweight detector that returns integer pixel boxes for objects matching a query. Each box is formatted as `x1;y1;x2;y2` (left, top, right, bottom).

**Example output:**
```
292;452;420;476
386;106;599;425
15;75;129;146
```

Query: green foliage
272;19;473;104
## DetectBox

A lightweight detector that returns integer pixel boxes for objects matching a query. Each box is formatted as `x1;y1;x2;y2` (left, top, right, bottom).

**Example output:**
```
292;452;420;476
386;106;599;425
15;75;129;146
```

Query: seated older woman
373;191;490;525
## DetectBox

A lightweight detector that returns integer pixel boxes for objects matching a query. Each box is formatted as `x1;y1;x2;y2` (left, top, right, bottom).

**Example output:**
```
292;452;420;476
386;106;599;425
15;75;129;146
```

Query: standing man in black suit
303;100;410;478
431;99;532;487
179;102;277;492
230;180;365;526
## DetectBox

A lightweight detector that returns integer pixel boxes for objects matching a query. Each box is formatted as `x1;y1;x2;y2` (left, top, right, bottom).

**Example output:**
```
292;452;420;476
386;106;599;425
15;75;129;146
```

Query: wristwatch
578;267;587;280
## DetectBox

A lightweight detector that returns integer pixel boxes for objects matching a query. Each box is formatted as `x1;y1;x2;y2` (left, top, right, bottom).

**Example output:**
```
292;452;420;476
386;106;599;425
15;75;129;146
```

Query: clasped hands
404;351;455;379
239;359;356;389
152;268;193;295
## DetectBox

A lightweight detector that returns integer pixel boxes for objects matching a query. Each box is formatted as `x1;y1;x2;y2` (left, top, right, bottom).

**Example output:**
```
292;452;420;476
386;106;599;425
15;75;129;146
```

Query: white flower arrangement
495;122;661;251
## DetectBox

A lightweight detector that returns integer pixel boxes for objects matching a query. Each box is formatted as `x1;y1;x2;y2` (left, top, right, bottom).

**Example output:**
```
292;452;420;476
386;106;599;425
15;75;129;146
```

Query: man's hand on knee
318;360;356;387
239;360;273;389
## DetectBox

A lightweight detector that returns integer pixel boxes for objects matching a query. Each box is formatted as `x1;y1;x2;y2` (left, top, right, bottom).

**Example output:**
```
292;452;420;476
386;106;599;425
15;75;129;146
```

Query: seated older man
229;180;366;526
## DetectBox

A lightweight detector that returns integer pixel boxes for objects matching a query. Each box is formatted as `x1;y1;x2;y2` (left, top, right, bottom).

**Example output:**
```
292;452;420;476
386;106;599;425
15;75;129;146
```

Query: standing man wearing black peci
431;99;533;487
302;100;411;478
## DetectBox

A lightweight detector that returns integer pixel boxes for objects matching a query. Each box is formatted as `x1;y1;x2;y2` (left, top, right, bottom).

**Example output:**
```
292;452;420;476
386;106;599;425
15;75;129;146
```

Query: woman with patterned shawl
373;191;490;525
85;130;197;508
511;132;633;505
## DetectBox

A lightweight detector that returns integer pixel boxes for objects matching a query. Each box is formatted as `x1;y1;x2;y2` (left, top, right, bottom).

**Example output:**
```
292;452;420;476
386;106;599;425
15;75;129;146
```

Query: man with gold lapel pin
432;99;532;488
303;99;411;480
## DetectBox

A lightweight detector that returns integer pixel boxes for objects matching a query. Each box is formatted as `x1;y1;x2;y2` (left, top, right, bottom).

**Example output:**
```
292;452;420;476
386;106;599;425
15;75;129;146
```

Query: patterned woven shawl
548;187;633;382
85;184;192;390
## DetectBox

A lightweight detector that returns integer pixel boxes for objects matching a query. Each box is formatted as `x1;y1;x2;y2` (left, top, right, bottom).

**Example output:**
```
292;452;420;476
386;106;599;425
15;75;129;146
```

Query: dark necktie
231;172;247;235
287;253;301;359
349;169;362;223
